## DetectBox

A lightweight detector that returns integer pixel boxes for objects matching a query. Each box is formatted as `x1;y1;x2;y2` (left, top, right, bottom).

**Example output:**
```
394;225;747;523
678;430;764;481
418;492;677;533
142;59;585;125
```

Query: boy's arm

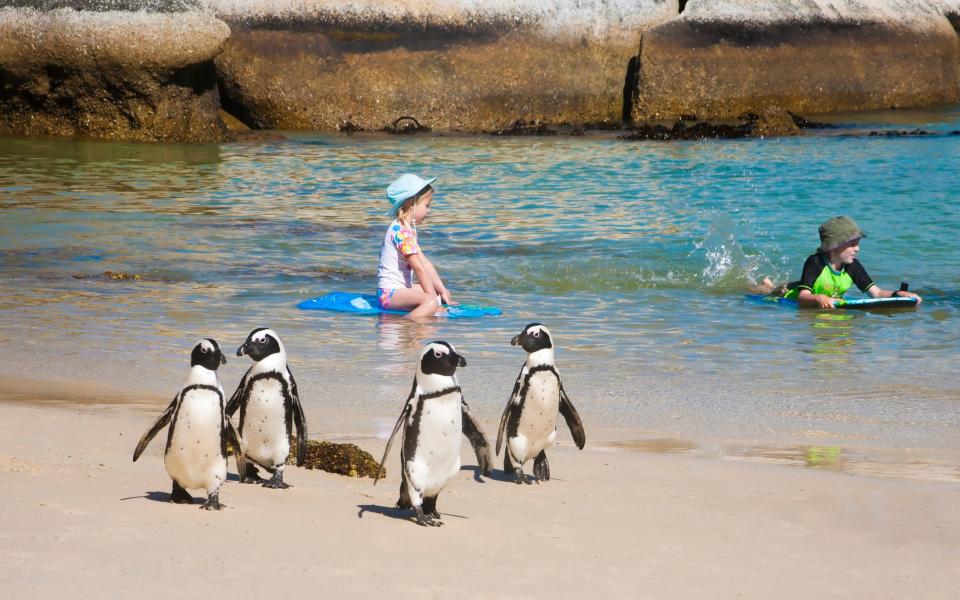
853;260;922;302
797;288;836;308
796;255;834;308
866;285;922;302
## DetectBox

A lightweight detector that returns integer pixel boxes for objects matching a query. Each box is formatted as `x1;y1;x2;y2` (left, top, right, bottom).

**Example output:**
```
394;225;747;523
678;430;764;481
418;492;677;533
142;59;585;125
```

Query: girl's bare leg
388;286;443;320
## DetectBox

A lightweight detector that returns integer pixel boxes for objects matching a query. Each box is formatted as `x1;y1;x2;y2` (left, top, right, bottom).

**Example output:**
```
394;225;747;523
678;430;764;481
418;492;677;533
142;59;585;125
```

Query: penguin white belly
165;389;226;493
513;371;560;464
242;378;290;469
408;394;462;497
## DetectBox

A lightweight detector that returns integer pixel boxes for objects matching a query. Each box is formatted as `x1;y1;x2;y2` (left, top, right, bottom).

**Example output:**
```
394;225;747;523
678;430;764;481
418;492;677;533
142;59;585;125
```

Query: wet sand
1;378;958;599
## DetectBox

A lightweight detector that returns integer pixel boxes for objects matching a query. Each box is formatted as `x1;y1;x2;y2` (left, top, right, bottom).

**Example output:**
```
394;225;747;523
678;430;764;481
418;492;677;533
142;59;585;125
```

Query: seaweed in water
868;129;935;137
618;121;751;141
337;121;365;134
485;119;557;136
287;439;383;478
788;112;835;129
72;271;143;281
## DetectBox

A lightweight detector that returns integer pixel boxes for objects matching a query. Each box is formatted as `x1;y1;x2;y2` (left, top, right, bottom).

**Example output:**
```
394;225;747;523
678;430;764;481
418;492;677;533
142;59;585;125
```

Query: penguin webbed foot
513;467;531;485
414;506;443;527
262;470;291;489
533;451;550;482
170;481;195;504
241;464;265;484
201;492;225;511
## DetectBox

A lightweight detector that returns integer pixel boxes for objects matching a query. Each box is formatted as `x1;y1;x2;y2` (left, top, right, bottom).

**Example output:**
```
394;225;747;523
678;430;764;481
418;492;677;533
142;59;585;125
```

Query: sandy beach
1;377;957;599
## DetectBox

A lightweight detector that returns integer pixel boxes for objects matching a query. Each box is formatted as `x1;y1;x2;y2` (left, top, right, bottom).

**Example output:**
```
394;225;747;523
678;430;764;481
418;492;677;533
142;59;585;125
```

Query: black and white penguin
496;323;586;484
374;341;492;527
226;328;307;489
133;338;245;510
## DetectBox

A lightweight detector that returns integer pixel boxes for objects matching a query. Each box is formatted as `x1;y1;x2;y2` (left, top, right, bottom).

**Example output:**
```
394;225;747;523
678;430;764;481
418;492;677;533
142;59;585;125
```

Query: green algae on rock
287;439;384;479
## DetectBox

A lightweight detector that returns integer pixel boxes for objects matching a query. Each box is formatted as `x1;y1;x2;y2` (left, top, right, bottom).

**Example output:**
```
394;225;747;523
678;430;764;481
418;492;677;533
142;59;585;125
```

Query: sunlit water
1;107;958;450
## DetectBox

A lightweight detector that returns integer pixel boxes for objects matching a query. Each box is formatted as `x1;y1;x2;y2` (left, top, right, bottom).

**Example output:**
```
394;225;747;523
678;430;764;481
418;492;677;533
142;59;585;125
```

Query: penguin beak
510;334;523;346
236;343;247;357
220;354;227;365
456;354;466;368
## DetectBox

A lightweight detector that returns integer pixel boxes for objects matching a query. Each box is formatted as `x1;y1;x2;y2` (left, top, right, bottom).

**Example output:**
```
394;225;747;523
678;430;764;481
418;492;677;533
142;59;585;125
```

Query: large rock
204;0;674;131
0;3;234;142
633;0;960;120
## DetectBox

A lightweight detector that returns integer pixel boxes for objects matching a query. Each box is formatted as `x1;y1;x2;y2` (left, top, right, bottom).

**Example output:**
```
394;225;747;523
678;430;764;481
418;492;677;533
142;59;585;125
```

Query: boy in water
759;216;922;308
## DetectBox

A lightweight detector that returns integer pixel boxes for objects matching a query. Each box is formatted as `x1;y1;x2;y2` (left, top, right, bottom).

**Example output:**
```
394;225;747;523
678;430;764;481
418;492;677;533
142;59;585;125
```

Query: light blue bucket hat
386;173;436;215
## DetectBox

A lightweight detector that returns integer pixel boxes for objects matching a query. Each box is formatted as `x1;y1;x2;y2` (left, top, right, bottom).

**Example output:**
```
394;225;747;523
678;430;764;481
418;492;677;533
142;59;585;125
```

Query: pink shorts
377;288;397;309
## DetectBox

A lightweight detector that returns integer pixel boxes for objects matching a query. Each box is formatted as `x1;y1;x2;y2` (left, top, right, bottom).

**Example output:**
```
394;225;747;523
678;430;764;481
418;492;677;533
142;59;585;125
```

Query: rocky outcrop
632;0;960;120
0;3;235;142
205;0;674;132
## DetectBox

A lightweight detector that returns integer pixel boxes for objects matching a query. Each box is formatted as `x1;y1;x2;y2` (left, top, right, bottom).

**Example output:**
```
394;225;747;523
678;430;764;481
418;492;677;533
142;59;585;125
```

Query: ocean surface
1;107;958;451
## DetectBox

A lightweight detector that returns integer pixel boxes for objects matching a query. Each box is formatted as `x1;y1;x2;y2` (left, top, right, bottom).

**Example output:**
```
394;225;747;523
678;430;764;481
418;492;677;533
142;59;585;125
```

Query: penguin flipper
461;400;492;477
224;418;247;483
225;367;251;417
496;368;525;455
288;367;309;467
132;396;176;462
559;385;586;450
374;403;411;485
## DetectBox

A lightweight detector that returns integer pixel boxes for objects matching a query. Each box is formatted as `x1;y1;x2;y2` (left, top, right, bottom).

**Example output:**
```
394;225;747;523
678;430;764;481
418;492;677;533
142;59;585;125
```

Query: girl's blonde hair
396;185;433;227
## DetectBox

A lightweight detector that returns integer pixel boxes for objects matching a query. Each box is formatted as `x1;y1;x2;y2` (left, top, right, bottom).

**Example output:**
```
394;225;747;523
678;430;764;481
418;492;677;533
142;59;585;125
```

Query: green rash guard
783;252;876;300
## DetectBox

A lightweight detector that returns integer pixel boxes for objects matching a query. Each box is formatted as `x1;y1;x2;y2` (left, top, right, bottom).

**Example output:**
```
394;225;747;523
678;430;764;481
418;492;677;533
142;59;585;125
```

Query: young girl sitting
377;173;455;319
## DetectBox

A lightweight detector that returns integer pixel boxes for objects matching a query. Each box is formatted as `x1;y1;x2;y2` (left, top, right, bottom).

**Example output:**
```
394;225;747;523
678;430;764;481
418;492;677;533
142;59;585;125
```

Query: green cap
819;216;866;252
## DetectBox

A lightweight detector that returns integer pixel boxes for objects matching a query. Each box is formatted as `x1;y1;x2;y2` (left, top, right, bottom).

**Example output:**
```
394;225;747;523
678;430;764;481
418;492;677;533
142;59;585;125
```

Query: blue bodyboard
297;292;502;318
747;294;918;310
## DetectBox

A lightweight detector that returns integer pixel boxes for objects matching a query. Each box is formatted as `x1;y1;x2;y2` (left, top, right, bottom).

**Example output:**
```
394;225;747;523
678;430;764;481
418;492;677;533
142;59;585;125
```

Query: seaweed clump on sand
287;439;383;478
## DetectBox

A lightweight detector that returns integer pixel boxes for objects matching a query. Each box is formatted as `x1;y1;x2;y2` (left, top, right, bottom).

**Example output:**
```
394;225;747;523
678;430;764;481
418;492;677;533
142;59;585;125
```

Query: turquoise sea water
1;107;958;449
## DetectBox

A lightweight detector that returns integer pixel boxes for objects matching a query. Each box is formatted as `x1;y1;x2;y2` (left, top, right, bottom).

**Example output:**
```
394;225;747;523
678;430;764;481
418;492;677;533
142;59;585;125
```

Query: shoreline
2;375;957;485
1;384;957;598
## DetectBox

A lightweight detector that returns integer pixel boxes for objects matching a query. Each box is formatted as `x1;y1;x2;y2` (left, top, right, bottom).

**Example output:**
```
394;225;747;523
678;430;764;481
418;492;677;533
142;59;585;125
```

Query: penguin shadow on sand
122;472;246;505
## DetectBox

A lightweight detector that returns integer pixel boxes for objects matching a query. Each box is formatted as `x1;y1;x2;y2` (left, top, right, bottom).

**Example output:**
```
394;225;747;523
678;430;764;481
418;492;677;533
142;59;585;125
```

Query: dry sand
1;378;958;599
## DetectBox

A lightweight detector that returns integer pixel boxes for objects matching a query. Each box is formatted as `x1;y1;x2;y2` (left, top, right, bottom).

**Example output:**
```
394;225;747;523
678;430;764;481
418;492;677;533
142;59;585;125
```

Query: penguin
374;341;492;527
133;338;245;510
226;328;307;489
496;323;586;484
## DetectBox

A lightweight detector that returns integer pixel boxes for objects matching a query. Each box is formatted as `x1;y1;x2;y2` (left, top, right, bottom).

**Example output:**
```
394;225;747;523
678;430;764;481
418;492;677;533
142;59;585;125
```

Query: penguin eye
200;346;208;353
434;351;443;358
531;330;540;337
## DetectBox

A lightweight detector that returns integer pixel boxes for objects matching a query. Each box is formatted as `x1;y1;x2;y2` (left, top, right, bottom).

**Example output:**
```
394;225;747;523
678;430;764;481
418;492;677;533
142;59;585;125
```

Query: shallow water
1;106;959;449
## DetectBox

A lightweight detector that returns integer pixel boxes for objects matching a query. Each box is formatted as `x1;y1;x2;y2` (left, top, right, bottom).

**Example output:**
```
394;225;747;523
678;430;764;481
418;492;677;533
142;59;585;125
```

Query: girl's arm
406;253;439;298
419;254;454;304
